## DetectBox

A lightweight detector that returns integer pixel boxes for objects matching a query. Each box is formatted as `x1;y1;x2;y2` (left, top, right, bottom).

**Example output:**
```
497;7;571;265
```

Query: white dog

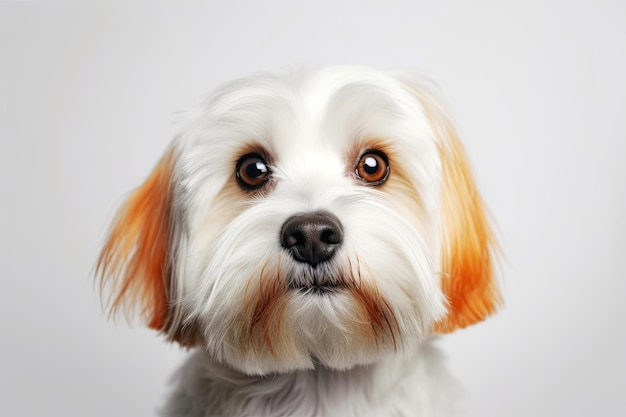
97;66;501;416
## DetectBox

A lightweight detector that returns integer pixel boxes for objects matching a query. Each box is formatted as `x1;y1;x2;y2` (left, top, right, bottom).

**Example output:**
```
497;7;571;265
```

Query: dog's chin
199;264;430;376
212;294;396;375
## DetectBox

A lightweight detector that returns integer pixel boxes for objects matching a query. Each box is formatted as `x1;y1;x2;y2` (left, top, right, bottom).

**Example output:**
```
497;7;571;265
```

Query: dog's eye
236;154;270;189
355;150;389;185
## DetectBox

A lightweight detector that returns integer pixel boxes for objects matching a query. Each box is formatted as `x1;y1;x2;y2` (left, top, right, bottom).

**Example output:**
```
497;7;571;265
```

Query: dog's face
97;67;500;375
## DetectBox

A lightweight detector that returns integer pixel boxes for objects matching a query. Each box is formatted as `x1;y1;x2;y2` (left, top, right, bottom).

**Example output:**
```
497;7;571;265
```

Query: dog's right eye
236;154;270;190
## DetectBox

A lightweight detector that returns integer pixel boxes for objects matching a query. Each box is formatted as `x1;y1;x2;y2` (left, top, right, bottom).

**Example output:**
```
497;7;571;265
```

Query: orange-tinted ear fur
404;82;502;333
96;150;174;332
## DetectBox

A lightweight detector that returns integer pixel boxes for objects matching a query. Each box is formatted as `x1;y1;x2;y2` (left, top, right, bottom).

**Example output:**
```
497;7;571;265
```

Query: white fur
161;340;458;417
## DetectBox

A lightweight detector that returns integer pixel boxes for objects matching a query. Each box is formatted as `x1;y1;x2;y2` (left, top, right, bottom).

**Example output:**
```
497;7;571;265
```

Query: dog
96;66;501;416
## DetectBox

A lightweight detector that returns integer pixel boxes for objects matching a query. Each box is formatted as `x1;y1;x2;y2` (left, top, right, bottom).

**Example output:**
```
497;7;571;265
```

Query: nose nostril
320;228;339;245
285;230;304;248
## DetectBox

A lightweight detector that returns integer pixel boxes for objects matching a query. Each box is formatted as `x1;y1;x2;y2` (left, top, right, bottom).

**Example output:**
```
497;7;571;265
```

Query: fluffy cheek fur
182;180;446;375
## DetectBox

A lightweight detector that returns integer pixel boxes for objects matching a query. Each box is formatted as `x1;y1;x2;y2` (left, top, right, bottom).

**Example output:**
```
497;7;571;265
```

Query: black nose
280;211;343;267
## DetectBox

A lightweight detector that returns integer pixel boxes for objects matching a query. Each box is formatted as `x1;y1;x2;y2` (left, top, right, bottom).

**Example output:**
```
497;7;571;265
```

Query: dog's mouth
289;283;344;295
286;269;345;295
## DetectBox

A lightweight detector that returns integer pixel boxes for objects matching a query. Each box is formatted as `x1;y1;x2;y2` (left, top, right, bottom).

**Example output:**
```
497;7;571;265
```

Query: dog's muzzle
280;211;343;268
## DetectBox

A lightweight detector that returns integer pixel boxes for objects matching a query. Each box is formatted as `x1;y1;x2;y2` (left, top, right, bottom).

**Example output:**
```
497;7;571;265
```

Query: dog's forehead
194;69;429;156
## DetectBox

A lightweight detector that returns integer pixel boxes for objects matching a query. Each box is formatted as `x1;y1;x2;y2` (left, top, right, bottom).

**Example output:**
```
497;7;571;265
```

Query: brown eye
355;150;389;185
236;153;270;189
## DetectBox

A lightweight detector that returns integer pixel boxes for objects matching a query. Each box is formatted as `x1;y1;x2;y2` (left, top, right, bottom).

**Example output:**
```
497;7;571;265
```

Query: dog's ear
433;119;501;333
396;75;502;332
96;150;175;334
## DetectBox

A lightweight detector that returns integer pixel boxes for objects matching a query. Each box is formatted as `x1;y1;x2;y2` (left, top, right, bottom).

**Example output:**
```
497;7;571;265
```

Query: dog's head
97;67;500;374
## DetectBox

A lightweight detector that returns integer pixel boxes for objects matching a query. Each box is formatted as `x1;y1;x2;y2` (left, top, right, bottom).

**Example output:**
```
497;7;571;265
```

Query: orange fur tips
404;84;502;333
96;150;174;331
434;134;502;333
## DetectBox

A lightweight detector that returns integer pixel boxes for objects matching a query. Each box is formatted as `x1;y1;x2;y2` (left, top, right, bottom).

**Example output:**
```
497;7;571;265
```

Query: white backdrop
1;1;625;416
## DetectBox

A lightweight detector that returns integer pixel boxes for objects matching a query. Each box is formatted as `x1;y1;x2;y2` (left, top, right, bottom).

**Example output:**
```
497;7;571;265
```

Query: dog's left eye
355;150;389;185
236;154;270;190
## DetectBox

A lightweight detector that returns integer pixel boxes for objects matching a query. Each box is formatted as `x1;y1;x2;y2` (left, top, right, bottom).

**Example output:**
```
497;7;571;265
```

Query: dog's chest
162;343;456;417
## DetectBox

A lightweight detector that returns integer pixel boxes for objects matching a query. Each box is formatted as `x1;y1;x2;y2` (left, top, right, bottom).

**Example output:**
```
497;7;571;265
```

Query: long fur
97;66;500;416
